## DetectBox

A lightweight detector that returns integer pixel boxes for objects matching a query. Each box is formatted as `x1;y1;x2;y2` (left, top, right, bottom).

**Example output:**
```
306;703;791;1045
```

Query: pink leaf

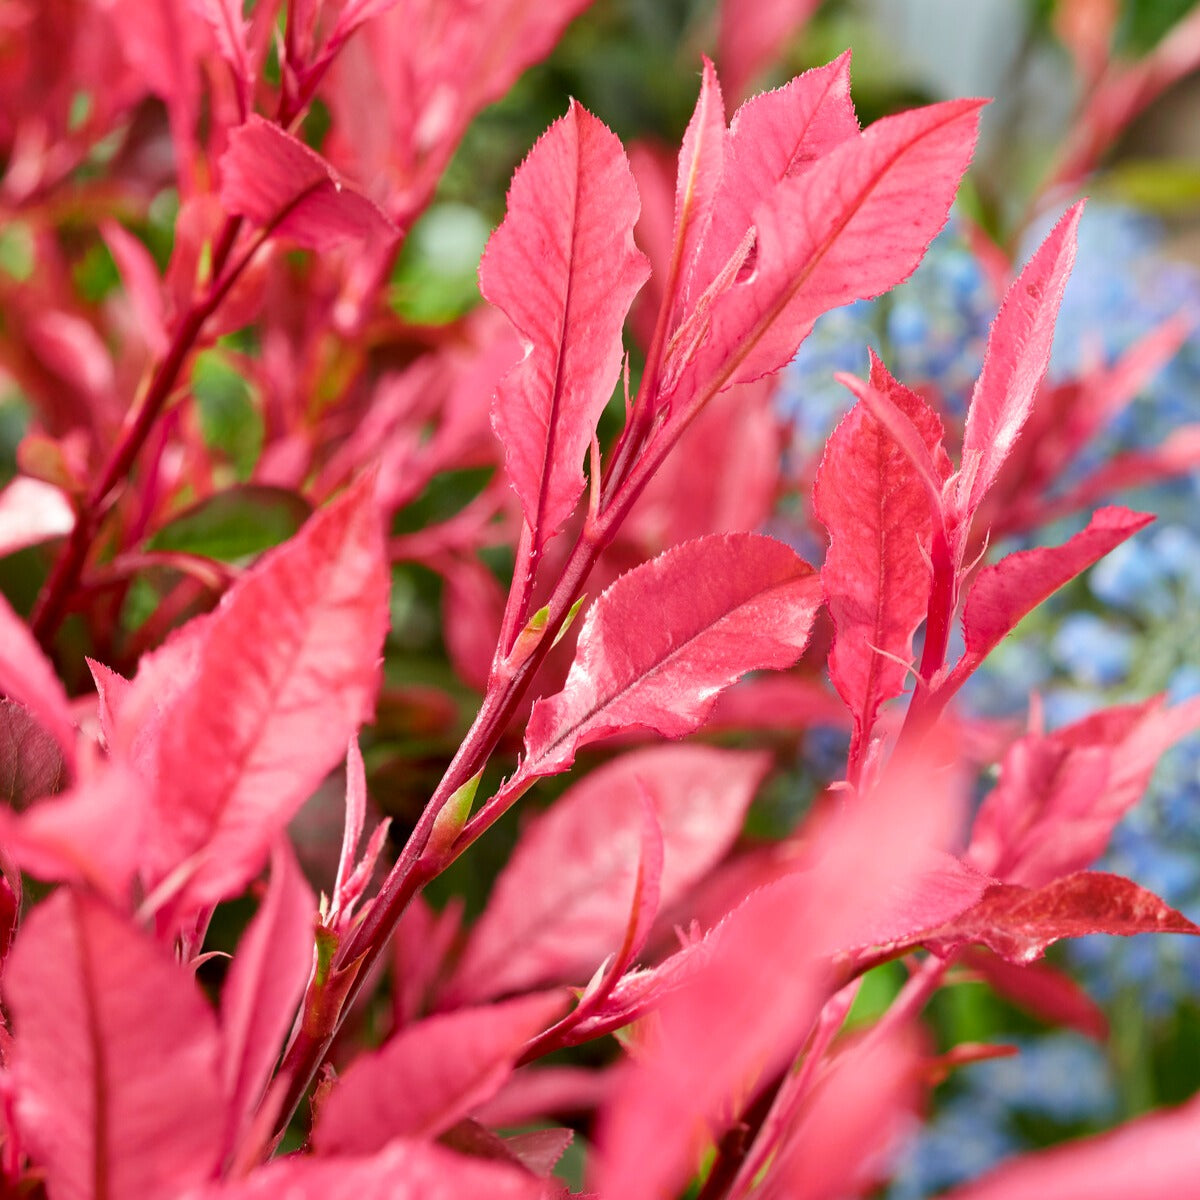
716;0;824;103
692;52;857;300
524;533;821;774
0;592;75;775
195;1138;546;1200
6;890;225;1200
188;0;252;91
100;219;168;356
949;506;1153;688
312;992;568;1155
148;473;389;920
0;477;74;558
815;356;946;748
956;203;1084;517
594;738;965;1200
671;98;982;402
220;116;397;251
968;695;1200;886
0;698;66;810
481;102;649;550
756;1030;921;1200
622;375;783;552
922;871;1200;965
447;745;767;1003
107;615;212;791
844;852;996;958
939;1091;1200;1200
219;839;315;1161
505;1127;574;1177
0;762;146;905
664;58;726;321
962;949;1108;1041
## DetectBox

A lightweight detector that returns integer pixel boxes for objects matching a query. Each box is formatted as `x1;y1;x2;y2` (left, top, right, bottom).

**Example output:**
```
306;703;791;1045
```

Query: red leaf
218;840;315;1161
962;949;1108;1041
757;1030;921;1200
716;0;824;103
594;738;965;1200
948;506;1153;690
0;591;75;774
844;852;995;958
968;695;1200;886
107;615;212;793
194;1138;547;1200
220;116;396;251
100;219;168;356
666;57;726;325
922;871;1200;965
446;745;769;1003
311;992;568;1155
6;890;225;1200
481;102;649;550
939;1092;1200;1200
815;356;946;748
692;52;857;301
956;203;1083;517
0;762;146;905
670;98;982;402
148;474;389;920
0;477;74;558
0;698;66;810
524;533;821;774
622;375;783;553
189;0;251;93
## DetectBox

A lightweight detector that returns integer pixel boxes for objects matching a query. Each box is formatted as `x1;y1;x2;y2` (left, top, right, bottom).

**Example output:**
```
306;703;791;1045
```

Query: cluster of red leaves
1;2;1199;1198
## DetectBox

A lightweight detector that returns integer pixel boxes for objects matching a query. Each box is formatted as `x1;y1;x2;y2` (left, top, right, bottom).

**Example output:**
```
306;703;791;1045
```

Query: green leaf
192;350;262;478
148;486;311;562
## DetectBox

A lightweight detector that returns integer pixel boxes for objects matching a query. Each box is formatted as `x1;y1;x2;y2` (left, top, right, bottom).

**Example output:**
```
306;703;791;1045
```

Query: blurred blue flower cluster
787;203;1200;1194
889;1034;1118;1199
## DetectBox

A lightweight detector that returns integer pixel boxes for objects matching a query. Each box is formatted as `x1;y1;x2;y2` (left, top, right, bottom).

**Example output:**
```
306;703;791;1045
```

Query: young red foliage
6;891;226;1200
594;739;964;1200
524;534;822;774
145;474;389;923
194;1138;548;1200
941;1093;1200;1200
956;203;1084;517
311;992;568;1155
689;53;857;306
0;762;146;905
218;840;316;1163
815;355;947;763
753;1030;922;1200
668;98;983;403
949;506;1154;691
445;745;769;1004
481;102;649;559
920;871;1200;965
0;592;76;774
220;117;397;251
968;695;1200;886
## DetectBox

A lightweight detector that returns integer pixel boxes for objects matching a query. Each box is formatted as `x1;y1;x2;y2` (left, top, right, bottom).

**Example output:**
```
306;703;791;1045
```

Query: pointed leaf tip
482;103;649;550
958;201;1085;516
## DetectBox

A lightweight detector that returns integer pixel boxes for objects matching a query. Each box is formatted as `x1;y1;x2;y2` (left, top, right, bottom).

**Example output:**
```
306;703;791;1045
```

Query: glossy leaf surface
524;533;821;774
7;890;225;1200
482;101;649;550
447;745;769;1002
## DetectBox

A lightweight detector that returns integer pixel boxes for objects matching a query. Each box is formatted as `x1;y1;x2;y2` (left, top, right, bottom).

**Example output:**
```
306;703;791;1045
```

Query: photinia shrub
0;2;1198;1197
